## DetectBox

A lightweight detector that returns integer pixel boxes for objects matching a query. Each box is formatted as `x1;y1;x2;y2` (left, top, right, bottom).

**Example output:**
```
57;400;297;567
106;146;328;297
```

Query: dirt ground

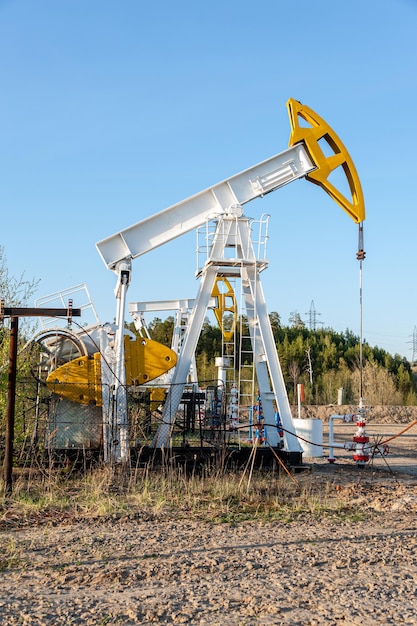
1;410;417;625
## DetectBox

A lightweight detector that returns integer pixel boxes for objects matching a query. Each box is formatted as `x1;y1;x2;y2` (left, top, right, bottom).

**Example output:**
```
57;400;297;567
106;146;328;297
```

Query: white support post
238;222;303;454
241;267;303;453
152;218;238;447
151;266;219;447
104;259;131;464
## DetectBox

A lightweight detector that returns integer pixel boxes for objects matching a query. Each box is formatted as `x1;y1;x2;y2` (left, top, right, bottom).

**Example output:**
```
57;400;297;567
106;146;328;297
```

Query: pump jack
95;98;365;462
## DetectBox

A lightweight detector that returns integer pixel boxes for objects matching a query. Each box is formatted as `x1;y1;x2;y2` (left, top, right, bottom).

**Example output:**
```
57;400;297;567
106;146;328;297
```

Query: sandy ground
1;470;417;624
1;417;417;625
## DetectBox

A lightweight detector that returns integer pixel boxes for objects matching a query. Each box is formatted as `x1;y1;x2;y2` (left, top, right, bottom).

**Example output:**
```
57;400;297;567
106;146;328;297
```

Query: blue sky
1;0;416;359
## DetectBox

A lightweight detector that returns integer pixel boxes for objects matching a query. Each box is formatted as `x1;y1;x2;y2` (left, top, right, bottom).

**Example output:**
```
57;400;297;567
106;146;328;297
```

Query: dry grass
0;462;363;531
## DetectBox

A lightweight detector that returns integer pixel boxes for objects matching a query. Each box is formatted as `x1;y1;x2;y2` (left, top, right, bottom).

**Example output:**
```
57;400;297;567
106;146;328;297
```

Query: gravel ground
1;462;417;625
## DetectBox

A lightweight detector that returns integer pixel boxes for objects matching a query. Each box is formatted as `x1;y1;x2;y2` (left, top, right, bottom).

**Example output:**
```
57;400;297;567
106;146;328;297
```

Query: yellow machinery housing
46;335;177;406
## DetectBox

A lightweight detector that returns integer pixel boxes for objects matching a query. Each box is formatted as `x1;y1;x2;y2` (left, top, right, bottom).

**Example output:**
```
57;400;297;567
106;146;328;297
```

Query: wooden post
4;316;18;494
1;304;81;493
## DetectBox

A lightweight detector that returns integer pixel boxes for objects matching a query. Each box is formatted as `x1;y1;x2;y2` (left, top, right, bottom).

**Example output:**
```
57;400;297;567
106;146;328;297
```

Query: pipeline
328;413;370;466
239;417;417;469
328;413;356;462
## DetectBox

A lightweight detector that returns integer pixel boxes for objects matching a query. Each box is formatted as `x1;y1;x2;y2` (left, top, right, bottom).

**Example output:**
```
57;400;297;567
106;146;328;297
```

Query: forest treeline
138;312;417;406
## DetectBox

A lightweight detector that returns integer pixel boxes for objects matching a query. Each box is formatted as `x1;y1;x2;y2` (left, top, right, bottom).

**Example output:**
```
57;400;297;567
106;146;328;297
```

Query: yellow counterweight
46;336;177;406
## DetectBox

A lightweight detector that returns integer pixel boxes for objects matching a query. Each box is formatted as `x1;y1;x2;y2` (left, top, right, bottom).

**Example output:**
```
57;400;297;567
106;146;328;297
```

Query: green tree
148;316;175;346
288;310;305;329
126;310;417;407
269;311;281;336
288;360;301;403
396;363;413;397
0;246;39;309
0;247;40;451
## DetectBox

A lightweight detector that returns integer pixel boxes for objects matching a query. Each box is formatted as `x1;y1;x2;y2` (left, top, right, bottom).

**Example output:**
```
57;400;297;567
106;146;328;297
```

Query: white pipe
328;414;357;463
112;260;131;463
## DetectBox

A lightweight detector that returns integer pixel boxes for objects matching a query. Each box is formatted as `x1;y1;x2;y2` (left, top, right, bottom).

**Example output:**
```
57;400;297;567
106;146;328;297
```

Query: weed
0;538;26;570
0;464;365;530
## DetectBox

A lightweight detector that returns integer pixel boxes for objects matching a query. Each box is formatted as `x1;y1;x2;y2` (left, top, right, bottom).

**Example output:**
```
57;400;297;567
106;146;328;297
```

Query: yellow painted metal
211;277;238;342
150;387;167;412
46;353;101;405
124;335;177;385
46;336;177;405
287;98;365;224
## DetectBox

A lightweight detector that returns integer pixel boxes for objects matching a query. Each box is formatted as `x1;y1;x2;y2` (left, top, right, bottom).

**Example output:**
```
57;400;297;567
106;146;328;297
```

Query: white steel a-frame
151;205;302;452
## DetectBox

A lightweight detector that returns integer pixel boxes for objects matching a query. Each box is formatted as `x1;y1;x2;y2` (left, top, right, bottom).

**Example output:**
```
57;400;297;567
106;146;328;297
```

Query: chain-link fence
1;377;234;467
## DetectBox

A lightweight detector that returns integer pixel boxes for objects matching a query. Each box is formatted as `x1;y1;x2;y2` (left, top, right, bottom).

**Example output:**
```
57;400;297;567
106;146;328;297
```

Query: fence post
4;316;18;494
